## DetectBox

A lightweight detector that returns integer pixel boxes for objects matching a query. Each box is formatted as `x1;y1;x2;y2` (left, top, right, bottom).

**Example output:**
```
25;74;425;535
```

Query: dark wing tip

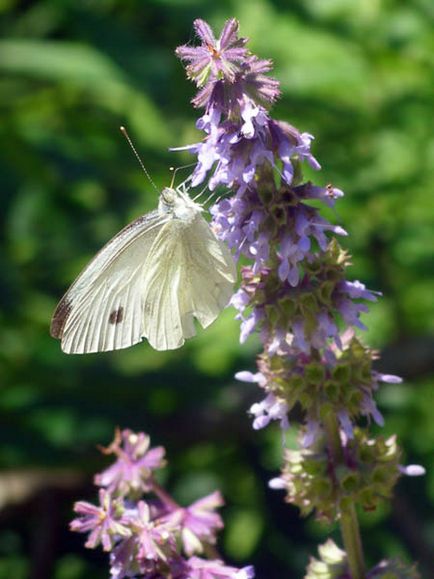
50;298;72;339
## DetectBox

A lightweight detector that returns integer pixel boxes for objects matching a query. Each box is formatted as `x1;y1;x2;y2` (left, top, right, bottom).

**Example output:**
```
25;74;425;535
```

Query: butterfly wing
51;211;170;353
180;213;236;327
141;213;236;351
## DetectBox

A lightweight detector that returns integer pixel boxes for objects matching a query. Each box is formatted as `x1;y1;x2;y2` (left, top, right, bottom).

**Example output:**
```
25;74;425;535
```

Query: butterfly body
51;187;236;353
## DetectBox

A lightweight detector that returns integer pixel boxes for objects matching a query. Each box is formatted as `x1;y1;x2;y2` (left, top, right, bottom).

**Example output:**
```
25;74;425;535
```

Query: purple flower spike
173;20;423;565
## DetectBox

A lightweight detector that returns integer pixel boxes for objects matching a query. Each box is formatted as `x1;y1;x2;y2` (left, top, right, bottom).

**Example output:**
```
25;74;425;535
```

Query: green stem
323;411;342;461
340;502;366;579
323;412;366;579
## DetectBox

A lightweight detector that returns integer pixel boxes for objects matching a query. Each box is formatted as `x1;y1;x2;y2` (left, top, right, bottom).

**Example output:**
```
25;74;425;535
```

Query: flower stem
340;502;365;579
323;412;365;579
151;478;180;510
323;411;343;462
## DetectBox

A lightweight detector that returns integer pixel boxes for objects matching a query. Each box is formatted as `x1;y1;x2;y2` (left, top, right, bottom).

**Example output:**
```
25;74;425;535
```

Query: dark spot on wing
109;307;124;325
50;299;72;338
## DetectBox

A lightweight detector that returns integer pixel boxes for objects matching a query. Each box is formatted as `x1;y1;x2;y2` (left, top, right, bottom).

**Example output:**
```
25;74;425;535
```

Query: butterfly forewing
179;214;236;326
51;211;169;353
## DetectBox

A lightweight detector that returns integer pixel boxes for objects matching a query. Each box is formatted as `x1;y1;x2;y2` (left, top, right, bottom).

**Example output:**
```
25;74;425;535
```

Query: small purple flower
176;18;249;85
360;394;385;427
240;98;268;138
249;393;289;430
95;429;165;495
301;418;322;448
230;288;251;310
268;477;287;490
310;311;341;350
70;489;130;551
342;280;380;301
161;491;224;557
291;319;310;354
271;120;321;181
399;464;426;476
127;501;174;563
238;307;264;344
235;370;266;386
267;327;290;355
373;372;402;384
178;491;224;556
336;297;370;331
186;556;255;578
297;181;344;207
338;410;354;441
109;537;137;579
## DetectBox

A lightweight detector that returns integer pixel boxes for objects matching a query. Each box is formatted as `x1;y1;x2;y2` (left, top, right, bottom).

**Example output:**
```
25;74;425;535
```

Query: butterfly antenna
120;126;159;194
169;163;196;189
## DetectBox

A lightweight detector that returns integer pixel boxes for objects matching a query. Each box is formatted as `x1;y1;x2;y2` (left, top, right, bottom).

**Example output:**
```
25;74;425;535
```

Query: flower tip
235;371;253;382
331;187;344;198
334;226;348;236
268;477;286;490
237;565;255;578
378;373;403;384
193;18;216;45
252;416;269;430
400;464;426;476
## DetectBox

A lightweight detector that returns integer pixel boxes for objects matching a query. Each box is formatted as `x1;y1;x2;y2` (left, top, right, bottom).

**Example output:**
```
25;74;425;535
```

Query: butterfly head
159;187;202;222
160;187;177;207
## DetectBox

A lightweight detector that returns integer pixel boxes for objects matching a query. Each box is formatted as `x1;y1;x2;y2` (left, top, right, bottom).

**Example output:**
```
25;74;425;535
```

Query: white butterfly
51;186;236;352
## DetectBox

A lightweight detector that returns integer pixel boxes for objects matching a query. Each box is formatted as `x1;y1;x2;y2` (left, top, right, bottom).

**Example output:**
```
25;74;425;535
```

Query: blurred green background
0;1;433;577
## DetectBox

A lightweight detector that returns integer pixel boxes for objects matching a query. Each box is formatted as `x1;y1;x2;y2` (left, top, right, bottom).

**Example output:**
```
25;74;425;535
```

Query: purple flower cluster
176;18;280;110
236;329;401;438
175;18;398;448
71;429;254;579
176;20;319;200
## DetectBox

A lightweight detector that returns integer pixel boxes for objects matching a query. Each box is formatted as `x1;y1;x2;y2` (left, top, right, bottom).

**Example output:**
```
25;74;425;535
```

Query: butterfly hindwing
141;213;236;351
179;214;236;327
